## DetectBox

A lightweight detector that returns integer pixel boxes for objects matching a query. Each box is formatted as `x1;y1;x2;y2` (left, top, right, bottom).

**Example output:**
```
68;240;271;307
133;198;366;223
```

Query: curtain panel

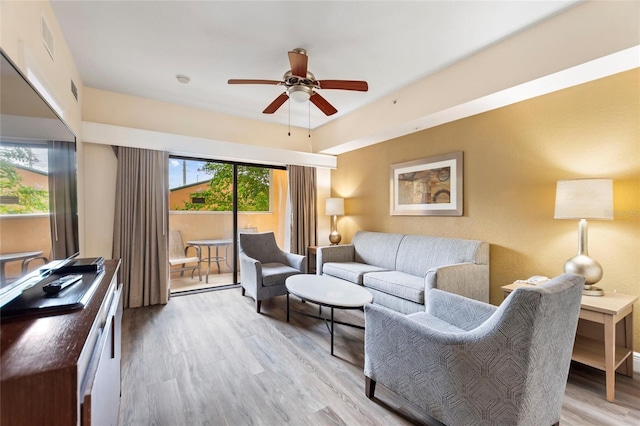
288;165;317;255
113;146;169;308
48;141;79;259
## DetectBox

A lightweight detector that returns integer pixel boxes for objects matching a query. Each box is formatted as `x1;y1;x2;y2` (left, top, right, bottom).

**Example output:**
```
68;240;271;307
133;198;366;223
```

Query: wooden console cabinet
1;259;122;425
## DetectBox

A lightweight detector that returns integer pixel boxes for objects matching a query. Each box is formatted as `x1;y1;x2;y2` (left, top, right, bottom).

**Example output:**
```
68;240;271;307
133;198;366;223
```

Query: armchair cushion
261;262;304;287
406;312;465;333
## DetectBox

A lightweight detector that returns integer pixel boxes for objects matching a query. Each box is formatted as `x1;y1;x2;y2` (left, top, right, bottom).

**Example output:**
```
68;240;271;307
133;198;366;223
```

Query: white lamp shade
554;179;613;220
326;198;345;216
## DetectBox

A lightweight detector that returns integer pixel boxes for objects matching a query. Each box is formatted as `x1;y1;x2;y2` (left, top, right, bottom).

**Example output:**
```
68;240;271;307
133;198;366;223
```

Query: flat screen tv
0;49;79;308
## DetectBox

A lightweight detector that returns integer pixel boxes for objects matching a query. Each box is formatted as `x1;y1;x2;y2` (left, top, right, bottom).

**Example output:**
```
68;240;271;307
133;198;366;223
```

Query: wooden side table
307;246;318;274
502;282;637;402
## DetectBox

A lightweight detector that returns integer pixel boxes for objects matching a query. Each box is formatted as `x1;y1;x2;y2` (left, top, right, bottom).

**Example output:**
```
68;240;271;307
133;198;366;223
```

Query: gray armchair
239;232;307;313
364;273;584;426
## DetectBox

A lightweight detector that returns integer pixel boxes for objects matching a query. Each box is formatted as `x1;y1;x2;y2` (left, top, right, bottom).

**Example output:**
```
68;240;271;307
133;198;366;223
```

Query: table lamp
554;179;613;296
326;198;345;245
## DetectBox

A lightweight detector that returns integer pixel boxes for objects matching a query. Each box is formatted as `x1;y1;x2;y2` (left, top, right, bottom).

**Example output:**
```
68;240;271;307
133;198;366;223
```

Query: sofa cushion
363;270;425;304
323;262;389;285
395;235;488;276
261;262;302;287
352;231;404;270
365;287;425;315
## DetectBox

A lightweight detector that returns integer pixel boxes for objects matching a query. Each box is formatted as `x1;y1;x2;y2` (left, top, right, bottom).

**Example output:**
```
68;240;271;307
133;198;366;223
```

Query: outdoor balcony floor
170;272;237;294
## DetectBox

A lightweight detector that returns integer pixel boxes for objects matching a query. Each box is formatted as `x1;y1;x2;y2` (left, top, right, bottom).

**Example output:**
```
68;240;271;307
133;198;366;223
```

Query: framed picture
390;151;463;216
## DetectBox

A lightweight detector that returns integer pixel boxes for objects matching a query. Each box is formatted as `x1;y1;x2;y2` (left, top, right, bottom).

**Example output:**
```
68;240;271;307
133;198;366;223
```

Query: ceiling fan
228;48;368;116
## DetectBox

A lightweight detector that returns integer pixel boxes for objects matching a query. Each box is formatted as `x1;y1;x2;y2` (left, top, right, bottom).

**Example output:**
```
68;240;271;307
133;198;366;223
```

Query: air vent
41;15;54;59
71;80;78;101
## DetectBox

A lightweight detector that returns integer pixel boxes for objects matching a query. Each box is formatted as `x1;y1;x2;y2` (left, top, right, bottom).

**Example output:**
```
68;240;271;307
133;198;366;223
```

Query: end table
502;282;637;402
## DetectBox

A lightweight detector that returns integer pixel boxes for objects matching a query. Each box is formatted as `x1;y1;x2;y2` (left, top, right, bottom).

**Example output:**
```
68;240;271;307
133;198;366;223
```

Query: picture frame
390;151;463;216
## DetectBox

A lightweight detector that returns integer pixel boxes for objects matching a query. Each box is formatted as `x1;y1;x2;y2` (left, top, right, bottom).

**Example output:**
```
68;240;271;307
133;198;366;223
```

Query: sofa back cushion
352;231;404;270
395;235;489;277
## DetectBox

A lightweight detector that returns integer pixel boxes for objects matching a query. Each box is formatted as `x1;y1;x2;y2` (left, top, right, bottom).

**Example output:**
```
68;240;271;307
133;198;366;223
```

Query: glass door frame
169;155;286;288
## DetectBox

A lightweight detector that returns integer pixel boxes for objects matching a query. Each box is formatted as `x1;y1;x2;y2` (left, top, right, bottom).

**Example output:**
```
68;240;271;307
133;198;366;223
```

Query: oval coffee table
285;274;373;355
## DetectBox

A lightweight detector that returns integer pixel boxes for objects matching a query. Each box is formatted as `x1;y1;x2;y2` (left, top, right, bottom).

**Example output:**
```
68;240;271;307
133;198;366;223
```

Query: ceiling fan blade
263;93;289;114
228;79;281;85
310;92;338;116
288;51;308;77
317;80;369;92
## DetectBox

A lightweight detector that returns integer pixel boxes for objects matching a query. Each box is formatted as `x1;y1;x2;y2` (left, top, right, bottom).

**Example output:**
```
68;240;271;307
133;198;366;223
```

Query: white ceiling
50;0;581;130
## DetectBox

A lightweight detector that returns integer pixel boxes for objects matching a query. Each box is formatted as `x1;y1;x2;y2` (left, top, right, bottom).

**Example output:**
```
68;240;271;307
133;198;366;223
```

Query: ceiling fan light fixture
288;85;311;102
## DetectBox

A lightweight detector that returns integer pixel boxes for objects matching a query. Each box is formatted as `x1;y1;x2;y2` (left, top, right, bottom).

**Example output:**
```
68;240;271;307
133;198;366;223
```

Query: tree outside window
0;147;49;214
174;162;270;211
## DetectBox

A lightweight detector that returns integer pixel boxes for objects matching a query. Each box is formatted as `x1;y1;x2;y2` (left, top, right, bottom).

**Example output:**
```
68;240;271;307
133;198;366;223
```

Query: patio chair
238;231;306;313
364;273;584;426
169;230;202;281
22;252;50;274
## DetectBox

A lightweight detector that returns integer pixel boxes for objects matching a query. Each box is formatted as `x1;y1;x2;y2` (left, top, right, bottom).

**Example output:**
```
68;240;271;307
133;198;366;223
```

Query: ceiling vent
41;15;54;60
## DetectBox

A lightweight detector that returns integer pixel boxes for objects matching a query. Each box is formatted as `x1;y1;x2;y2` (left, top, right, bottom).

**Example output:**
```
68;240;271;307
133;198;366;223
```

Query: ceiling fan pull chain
308;101;311;138
288;96;291;136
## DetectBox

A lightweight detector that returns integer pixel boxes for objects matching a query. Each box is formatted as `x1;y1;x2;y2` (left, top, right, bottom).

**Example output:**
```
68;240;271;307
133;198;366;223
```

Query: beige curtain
288;165;317;255
113;146;169;308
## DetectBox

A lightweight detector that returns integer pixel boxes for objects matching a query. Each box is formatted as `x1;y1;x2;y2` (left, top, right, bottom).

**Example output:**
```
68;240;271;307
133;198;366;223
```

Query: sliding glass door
168;156;287;293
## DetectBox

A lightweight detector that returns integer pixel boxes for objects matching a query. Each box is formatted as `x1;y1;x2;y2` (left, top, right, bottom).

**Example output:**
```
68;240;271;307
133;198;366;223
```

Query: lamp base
583;285;604;297
564;254;603;285
329;214;341;245
329;231;342;245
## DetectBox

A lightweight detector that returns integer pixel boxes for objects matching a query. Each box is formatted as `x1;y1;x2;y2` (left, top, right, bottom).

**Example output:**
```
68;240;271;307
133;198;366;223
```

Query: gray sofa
317;231;489;314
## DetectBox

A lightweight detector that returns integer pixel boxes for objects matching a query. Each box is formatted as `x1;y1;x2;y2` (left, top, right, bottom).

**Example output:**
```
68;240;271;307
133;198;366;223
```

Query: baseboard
635;351;640;373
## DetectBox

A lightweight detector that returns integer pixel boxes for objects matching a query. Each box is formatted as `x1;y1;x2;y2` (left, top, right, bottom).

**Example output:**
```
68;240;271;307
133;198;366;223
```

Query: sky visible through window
0;146;48;172
169;158;208;189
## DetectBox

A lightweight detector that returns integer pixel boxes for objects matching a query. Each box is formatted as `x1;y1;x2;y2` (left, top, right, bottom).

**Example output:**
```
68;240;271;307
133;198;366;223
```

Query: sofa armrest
425;262;489;303
425;288;497;331
284;252;308;273
316;244;355;275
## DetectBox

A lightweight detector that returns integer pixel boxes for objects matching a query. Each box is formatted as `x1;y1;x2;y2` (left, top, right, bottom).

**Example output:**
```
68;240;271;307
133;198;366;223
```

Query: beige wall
0;0;87;255
82;88;313;153
0;1;83;135
82;143;117;257
314;0;640;154
332;69;640;351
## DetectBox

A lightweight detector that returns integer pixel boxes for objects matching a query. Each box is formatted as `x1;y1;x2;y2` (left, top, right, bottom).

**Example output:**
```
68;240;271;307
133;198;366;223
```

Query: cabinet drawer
81;282;123;425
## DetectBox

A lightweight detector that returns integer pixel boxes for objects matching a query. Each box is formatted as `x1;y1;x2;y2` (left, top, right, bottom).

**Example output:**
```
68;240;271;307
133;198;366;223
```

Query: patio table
0;251;44;286
186;239;233;283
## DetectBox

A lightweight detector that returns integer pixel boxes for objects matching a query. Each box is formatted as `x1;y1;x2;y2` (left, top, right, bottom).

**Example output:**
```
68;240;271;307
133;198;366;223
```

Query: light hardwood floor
119;287;640;426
